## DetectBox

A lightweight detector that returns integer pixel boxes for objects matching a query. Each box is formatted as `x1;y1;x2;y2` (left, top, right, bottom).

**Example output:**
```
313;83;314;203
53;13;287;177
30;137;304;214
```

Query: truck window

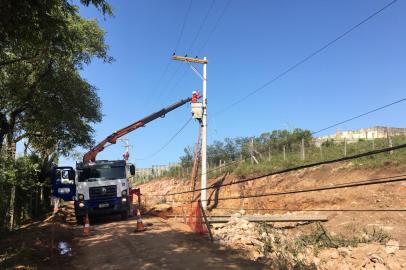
55;169;74;185
78;165;126;182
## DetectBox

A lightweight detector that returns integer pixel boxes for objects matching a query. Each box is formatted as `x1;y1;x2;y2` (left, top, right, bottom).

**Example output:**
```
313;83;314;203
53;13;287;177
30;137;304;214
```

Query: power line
160;66;190;107
213;0;399;116
213;208;406;212
174;0;194;53
143;61;172;108
164;174;406;203
134;117;193;160
198;95;406;179
187;0;216;54
147;143;406;196
145;0;194;108
196;0;231;54
311;97;406;135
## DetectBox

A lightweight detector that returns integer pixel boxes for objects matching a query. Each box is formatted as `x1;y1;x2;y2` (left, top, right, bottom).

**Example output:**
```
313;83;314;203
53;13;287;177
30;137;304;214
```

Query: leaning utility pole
172;54;208;209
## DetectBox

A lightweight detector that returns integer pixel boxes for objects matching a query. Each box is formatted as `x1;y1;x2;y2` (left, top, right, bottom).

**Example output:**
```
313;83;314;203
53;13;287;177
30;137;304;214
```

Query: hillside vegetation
135;129;406;184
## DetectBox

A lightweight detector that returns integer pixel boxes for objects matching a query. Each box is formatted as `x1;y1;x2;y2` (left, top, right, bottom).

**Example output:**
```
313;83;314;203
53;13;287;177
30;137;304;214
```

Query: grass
135;135;406;184
222;136;406;178
256;222;391;268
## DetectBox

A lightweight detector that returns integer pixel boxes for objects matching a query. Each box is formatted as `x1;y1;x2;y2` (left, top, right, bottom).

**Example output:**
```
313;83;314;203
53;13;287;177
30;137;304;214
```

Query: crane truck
51;97;193;224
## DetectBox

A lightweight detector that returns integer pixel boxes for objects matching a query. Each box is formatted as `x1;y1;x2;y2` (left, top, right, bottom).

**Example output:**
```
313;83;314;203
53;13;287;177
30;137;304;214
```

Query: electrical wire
134;117;193;160
213;208;406;212
196;0;231;54
197;96;406;179
174;0;194;53
145;0;193;108
213;0;399;116
187;0;216;54
146;143;406;196
163;174;406;203
311;97;406;135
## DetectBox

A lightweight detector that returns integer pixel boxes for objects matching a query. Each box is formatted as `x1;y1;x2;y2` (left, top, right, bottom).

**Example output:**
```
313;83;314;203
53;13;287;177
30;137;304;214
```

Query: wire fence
135;133;406;187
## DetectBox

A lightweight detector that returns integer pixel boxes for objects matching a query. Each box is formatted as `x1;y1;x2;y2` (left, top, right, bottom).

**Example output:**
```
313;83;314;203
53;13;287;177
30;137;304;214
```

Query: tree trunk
8;185;16;230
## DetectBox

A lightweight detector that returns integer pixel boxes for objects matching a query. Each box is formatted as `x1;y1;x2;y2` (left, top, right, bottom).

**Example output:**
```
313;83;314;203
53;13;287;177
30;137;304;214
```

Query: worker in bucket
191;91;200;103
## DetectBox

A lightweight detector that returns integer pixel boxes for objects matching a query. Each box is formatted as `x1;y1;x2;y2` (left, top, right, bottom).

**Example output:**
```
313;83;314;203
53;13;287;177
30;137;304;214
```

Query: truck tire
120;211;128;220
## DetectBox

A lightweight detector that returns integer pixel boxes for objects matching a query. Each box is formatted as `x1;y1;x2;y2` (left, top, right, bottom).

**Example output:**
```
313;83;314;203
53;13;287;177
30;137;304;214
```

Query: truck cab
74;160;135;224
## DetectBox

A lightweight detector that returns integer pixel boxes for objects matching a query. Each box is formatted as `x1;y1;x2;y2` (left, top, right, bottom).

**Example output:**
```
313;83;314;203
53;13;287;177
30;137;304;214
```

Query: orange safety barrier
83;213;91;236
186;202;207;234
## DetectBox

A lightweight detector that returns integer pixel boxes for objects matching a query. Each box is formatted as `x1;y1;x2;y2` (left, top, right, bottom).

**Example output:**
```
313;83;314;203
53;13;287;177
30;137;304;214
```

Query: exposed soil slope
139;162;406;244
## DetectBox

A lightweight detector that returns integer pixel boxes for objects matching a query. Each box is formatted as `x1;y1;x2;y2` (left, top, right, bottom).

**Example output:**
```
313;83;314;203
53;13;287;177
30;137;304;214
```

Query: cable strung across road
190;96;406;180
174;0;194;53
311;97;406;135
163;174;406;203
213;0;399;116
213;208;406;212
134;117;193;160
187;0;216;54
145;143;406;196
196;0;231;54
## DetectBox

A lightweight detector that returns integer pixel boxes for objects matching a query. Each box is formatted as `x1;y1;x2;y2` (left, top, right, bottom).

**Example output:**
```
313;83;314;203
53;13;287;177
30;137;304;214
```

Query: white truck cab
74;160;135;224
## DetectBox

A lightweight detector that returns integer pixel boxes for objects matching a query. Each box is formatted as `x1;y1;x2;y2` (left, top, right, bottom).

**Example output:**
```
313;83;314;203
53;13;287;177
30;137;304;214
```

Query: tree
0;4;111;155
0;0;112;66
0;0;113;231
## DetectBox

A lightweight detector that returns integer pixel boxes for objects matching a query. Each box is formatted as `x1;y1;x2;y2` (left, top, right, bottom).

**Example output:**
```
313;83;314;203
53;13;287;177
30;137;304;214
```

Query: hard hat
192;91;197;94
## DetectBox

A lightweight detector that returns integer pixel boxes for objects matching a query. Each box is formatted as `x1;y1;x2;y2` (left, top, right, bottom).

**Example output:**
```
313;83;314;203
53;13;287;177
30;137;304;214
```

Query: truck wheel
120;211;128;220
76;216;84;225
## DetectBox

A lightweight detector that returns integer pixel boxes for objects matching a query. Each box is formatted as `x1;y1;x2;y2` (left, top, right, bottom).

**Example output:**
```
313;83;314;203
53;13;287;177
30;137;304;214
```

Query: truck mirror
68;169;75;180
130;164;135;176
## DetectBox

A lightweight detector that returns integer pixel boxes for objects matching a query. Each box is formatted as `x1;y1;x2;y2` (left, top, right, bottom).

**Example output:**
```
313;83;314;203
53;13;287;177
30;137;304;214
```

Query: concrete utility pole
118;138;131;162
171;55;208;209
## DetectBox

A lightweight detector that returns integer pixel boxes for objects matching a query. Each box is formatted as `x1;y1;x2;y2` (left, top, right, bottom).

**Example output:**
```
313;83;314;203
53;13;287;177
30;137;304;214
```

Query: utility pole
118;138;131;162
172;54;208;209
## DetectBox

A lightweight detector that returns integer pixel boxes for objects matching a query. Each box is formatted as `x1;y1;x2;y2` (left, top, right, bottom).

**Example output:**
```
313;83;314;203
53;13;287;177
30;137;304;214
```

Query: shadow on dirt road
71;216;266;270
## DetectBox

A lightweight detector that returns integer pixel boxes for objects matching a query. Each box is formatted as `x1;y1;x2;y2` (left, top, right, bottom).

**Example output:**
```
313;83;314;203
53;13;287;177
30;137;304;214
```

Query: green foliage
0;0;113;232
0;0;112;54
360;226;391;244
0;0;113;155
207;133;406;178
0;152;49;231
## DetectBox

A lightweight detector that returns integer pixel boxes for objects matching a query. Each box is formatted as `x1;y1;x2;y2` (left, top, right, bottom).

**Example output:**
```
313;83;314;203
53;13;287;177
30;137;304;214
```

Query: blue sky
60;0;406;168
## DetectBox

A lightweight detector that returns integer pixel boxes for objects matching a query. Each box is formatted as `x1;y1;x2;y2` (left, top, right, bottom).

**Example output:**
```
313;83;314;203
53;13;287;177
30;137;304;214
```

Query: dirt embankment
140;162;406;245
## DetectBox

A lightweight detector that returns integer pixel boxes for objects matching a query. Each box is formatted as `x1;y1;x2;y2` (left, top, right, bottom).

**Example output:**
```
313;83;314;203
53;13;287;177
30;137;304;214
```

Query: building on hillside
315;126;406;145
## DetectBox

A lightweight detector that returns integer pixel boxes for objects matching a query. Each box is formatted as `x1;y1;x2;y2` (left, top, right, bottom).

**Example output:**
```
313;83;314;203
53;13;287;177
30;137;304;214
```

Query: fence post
320;145;323;159
250;138;259;164
283;145;286;161
372;135;375;150
344;139;347;157
388;134;393;155
301;138;305;161
268;146;271;161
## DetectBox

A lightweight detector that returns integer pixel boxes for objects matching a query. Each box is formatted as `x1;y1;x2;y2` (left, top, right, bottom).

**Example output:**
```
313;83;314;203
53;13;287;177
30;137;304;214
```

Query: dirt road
71;215;265;270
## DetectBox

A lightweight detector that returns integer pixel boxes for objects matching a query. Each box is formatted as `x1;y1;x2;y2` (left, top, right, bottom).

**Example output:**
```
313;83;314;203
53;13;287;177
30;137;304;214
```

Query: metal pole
201;56;207;210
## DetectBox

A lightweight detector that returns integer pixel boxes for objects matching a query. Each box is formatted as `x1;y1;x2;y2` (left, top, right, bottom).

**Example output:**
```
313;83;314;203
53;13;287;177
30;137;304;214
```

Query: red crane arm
83;97;192;163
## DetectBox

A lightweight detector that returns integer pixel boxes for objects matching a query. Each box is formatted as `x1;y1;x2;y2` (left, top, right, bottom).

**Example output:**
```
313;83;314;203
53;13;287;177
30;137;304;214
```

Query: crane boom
83;97;192;163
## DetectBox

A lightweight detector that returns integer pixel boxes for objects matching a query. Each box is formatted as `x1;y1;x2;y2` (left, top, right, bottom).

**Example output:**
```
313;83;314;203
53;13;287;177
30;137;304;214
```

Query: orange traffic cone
83;213;91;236
134;209;145;232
